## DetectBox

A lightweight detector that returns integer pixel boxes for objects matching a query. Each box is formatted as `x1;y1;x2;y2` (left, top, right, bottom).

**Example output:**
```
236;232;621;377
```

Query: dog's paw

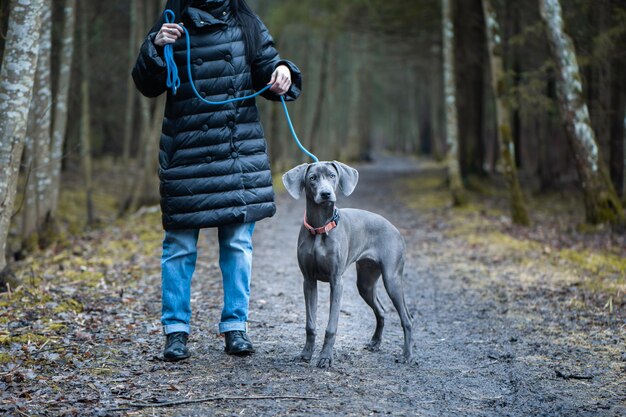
396;353;418;366
365;340;381;352
299;345;314;363
298;353;313;363
316;356;332;369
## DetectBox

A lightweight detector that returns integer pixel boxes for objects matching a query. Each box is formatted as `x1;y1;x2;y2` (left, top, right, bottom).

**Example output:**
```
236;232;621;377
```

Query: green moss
53;298;83;314
0;333;49;346
22;232;40;254
0;288;25;308
89;367;116;376
62;270;105;287
48;323;67;332
559;249;626;279
57;188;120;234
0;352;13;364
465;230;540;254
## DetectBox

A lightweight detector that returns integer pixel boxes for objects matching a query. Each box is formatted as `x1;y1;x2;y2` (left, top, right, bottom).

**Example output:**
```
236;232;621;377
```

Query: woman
132;0;302;361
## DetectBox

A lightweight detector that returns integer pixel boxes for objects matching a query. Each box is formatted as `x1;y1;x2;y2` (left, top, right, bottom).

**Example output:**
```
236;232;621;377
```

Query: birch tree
0;0;44;276
21;0;53;249
79;2;94;225
441;0;465;205
539;0;624;224
49;0;76;218
482;0;530;225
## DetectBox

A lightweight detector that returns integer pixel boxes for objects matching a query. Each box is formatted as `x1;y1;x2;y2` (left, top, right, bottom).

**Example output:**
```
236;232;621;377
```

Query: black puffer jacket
132;0;301;230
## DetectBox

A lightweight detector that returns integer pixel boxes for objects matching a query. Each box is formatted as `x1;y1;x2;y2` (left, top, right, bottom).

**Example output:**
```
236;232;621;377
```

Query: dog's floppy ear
282;163;309;199
331;161;359;196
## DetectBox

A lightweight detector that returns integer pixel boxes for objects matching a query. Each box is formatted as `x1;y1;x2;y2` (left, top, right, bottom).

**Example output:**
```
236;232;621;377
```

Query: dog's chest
298;235;339;281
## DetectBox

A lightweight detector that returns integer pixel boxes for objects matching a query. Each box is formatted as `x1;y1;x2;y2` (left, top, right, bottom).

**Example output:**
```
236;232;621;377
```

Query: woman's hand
154;23;184;47
268;65;292;95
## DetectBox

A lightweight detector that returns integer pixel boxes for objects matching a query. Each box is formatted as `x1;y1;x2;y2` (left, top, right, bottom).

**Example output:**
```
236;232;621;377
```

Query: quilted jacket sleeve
131;0;185;98
251;19;302;102
131;32;168;98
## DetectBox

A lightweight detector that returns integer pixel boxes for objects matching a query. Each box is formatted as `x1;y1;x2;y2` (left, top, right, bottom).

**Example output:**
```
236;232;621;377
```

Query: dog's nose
320;191;331;200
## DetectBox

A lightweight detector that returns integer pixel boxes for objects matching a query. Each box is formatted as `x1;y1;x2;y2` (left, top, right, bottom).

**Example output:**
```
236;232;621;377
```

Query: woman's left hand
268;65;292;95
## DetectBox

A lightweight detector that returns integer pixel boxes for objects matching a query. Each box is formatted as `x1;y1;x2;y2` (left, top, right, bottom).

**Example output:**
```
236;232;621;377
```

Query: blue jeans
161;222;255;335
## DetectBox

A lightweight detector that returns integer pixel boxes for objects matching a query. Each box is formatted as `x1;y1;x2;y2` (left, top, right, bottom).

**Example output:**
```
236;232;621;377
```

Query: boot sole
224;347;255;356
163;352;191;362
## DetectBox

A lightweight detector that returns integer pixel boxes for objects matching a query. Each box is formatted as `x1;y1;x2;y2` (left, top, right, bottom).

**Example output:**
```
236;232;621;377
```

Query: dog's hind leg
356;259;385;351
380;258;413;363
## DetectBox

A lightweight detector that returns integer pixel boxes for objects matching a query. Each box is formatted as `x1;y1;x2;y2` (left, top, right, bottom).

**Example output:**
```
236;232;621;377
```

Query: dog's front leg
317;277;343;368
300;278;317;362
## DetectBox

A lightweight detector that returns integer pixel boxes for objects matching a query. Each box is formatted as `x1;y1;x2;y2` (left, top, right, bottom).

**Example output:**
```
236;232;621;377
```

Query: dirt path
2;157;624;416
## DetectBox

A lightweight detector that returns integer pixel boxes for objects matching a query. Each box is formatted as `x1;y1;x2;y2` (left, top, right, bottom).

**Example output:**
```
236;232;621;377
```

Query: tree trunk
326;33;340;162
49;0;76;218
441;0;466;205
141;96;166;205
120;0;166;213
20;0;53;251
482;0;530;226
0;0;44;276
430;45;444;160
119;0;138;211
79;2;94;226
359;34;374;161
622;108;626;202
454;0;486;176
126;95;165;212
609;57;625;199
307;35;330;156
404;60;419;155
20;130;37;250
539;0;624;224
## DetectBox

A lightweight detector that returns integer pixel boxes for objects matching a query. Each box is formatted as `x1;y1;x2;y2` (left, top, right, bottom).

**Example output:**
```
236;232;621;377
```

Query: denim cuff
218;321;248;334
163;323;190;335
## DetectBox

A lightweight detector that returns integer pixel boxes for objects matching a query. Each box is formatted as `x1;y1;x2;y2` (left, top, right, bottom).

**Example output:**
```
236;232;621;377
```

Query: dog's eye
329;174;336;179
309;175;317;181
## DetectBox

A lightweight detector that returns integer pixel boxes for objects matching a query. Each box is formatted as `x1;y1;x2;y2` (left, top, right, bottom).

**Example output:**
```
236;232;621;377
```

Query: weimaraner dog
282;161;413;368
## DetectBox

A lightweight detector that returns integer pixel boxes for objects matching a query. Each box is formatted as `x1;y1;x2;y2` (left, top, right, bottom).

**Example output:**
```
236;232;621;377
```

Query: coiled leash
163;9;318;162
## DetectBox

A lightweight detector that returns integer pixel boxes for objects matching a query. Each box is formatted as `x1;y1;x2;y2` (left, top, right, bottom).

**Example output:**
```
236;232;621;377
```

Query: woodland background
0;0;625;283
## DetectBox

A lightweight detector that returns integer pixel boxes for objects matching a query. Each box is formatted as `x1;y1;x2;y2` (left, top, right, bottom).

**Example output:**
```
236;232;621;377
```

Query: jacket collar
183;5;228;28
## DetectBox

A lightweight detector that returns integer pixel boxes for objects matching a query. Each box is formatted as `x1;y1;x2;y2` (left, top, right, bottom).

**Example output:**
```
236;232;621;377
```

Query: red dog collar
303;209;340;235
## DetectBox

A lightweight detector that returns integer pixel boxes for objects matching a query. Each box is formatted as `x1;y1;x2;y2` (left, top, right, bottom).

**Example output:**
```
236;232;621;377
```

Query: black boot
163;332;190;361
224;331;255;356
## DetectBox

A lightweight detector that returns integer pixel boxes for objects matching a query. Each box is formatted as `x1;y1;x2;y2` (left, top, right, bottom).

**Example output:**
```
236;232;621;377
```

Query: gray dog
282;161;413;368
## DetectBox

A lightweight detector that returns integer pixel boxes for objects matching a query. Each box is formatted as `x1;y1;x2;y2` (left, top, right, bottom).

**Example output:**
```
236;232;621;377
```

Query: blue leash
163;9;318;162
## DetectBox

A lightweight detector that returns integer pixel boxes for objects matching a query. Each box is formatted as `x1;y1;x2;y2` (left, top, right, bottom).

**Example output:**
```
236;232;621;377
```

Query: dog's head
282;161;359;204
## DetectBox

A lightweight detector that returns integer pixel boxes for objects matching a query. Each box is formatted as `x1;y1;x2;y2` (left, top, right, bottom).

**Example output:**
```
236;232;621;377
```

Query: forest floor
1;155;625;416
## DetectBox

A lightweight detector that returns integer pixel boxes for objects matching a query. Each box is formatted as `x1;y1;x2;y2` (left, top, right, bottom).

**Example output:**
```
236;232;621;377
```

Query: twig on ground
555;370;593;380
0;363;22;377
36;338;50;352
118;395;319;409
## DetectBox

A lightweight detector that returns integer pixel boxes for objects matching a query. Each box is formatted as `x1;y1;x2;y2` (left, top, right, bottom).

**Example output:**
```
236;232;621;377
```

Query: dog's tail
377;294;414;321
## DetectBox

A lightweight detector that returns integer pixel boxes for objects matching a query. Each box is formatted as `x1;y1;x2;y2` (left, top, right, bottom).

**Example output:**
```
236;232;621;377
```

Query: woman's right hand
154;23;184;47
